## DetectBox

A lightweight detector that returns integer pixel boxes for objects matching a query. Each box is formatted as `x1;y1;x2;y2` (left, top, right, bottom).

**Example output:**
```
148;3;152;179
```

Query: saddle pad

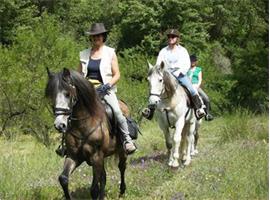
88;78;102;88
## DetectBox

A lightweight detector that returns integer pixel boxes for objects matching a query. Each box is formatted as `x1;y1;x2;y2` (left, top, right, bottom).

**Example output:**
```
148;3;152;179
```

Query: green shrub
117;49;154;120
0;13;81;144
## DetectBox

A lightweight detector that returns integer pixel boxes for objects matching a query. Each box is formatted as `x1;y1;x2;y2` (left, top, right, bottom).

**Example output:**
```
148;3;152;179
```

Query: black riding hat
85;23;109;36
190;54;197;62
166;29;180;37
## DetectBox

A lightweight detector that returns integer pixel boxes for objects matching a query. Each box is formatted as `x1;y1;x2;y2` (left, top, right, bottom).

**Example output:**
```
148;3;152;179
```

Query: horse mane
45;69;104;118
163;71;176;98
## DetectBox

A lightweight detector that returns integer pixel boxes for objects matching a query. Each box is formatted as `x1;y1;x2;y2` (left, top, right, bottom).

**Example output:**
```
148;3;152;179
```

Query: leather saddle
88;78;140;140
101;98;139;140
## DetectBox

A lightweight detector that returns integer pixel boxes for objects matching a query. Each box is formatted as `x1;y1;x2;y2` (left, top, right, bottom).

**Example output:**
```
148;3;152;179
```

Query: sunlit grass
0;114;268;199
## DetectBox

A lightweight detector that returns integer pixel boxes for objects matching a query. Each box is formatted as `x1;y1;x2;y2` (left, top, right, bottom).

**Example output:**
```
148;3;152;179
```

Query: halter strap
53;107;72;116
149;93;161;97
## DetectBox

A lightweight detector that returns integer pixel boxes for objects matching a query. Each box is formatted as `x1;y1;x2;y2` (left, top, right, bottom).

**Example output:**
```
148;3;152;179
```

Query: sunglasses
89;34;103;41
167;35;177;39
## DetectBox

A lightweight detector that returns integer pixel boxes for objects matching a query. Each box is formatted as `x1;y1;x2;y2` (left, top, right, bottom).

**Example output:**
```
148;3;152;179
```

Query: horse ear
147;60;153;70
46;67;53;78
63;68;72;83
160;61;165;70
63;68;70;78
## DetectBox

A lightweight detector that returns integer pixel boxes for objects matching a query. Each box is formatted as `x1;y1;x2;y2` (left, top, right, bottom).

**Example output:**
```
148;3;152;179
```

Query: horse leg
194;129;199;154
171;117;185;168
90;152;105;200
180;126;188;161
157;115;173;164
190;130;196;156
194;120;201;154
118;150;127;196
183;122;196;166
100;165;106;200
59;157;81;200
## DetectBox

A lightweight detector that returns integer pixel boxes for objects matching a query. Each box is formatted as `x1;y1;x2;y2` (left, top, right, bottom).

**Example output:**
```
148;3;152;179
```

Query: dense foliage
0;0;268;143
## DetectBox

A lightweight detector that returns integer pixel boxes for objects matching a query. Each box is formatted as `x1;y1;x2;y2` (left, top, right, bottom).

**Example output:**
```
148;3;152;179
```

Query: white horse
147;62;198;167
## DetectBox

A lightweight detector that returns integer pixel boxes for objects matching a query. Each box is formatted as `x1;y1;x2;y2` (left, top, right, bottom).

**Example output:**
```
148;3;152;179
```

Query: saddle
88;78;140;140
181;86;192;108
102;99;139;140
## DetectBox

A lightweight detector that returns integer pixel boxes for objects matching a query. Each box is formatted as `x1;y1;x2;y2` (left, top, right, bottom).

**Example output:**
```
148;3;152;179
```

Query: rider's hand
178;72;184;78
97;83;111;96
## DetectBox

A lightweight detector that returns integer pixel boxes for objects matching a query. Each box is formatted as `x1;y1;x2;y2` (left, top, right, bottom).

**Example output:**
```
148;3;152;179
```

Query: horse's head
147;61;176;106
147;61;166;105
45;68;78;133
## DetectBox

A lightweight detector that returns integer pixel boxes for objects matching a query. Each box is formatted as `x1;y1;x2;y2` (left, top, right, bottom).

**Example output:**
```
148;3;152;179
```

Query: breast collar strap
68;121;103;141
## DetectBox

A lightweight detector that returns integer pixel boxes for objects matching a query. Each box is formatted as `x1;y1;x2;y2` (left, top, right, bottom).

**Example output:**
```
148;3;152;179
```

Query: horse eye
65;92;70;98
159;79;163;82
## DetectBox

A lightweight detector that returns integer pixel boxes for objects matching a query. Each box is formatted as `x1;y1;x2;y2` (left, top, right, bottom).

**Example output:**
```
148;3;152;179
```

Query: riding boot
204;101;214;121
119;120;137;155
191;94;206;120
142;104;156;120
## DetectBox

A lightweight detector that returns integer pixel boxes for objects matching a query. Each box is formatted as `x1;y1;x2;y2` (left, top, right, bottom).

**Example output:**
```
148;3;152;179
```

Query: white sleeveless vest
79;45;117;92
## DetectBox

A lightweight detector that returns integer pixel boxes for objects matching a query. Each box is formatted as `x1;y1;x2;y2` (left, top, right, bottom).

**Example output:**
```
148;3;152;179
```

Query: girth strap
164;107;191;129
164;109;175;129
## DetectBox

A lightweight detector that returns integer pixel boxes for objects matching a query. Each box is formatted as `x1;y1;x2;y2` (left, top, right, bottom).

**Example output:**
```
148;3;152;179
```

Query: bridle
52;81;103;142
148;81;167;100
52;84;83;122
148;70;179;103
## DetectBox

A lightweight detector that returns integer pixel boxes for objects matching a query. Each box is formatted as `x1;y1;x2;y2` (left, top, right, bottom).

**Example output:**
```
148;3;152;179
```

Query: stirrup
142;108;151;118
55;145;66;157
123;141;137;155
195;108;206;120
141;105;155;120
205;114;214;121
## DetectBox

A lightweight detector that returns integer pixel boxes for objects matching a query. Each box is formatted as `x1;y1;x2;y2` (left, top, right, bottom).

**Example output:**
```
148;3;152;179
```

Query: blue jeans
176;74;197;96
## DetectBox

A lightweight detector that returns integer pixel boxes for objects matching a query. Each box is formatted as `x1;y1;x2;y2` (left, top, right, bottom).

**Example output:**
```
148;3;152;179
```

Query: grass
0;113;268;200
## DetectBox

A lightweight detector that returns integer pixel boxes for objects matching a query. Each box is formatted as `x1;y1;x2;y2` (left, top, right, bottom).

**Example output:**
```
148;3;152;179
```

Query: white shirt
156;44;190;77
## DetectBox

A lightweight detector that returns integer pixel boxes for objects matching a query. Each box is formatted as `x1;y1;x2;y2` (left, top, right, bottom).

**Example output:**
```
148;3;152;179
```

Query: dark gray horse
45;68;128;200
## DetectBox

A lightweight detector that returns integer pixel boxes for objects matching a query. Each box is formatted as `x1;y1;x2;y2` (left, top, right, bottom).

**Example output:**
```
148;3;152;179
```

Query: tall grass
0;114;268;199
218;109;268;143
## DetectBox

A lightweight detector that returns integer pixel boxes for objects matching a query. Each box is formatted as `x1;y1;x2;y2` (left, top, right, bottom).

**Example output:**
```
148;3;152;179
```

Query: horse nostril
59;123;67;132
54;123;67;132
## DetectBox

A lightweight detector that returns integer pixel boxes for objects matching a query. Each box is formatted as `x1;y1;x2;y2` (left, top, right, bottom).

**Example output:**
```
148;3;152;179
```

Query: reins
68;120;103;141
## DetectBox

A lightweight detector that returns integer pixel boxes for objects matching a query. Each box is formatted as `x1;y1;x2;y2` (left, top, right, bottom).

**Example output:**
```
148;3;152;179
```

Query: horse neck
162;73;177;99
162;76;188;106
72;101;105;127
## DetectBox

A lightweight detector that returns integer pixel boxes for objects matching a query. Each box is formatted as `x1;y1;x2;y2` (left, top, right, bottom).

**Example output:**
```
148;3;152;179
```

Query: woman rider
187;55;214;121
78;23;136;154
143;28;206;120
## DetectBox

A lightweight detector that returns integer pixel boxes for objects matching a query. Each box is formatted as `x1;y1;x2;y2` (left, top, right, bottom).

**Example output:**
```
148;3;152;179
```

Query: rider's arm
156;50;164;66
193;71;202;89
109;52;120;86
178;48;191;75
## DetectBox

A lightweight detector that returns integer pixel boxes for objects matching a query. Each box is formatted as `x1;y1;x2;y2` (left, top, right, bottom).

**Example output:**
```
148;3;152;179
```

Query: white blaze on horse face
148;72;164;105
54;90;70;132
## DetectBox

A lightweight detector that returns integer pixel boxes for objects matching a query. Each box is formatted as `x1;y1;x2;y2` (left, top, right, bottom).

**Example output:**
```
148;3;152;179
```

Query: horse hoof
183;159;191;166
170;165;179;171
168;159;174;167
170;160;179;168
194;149;199;154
